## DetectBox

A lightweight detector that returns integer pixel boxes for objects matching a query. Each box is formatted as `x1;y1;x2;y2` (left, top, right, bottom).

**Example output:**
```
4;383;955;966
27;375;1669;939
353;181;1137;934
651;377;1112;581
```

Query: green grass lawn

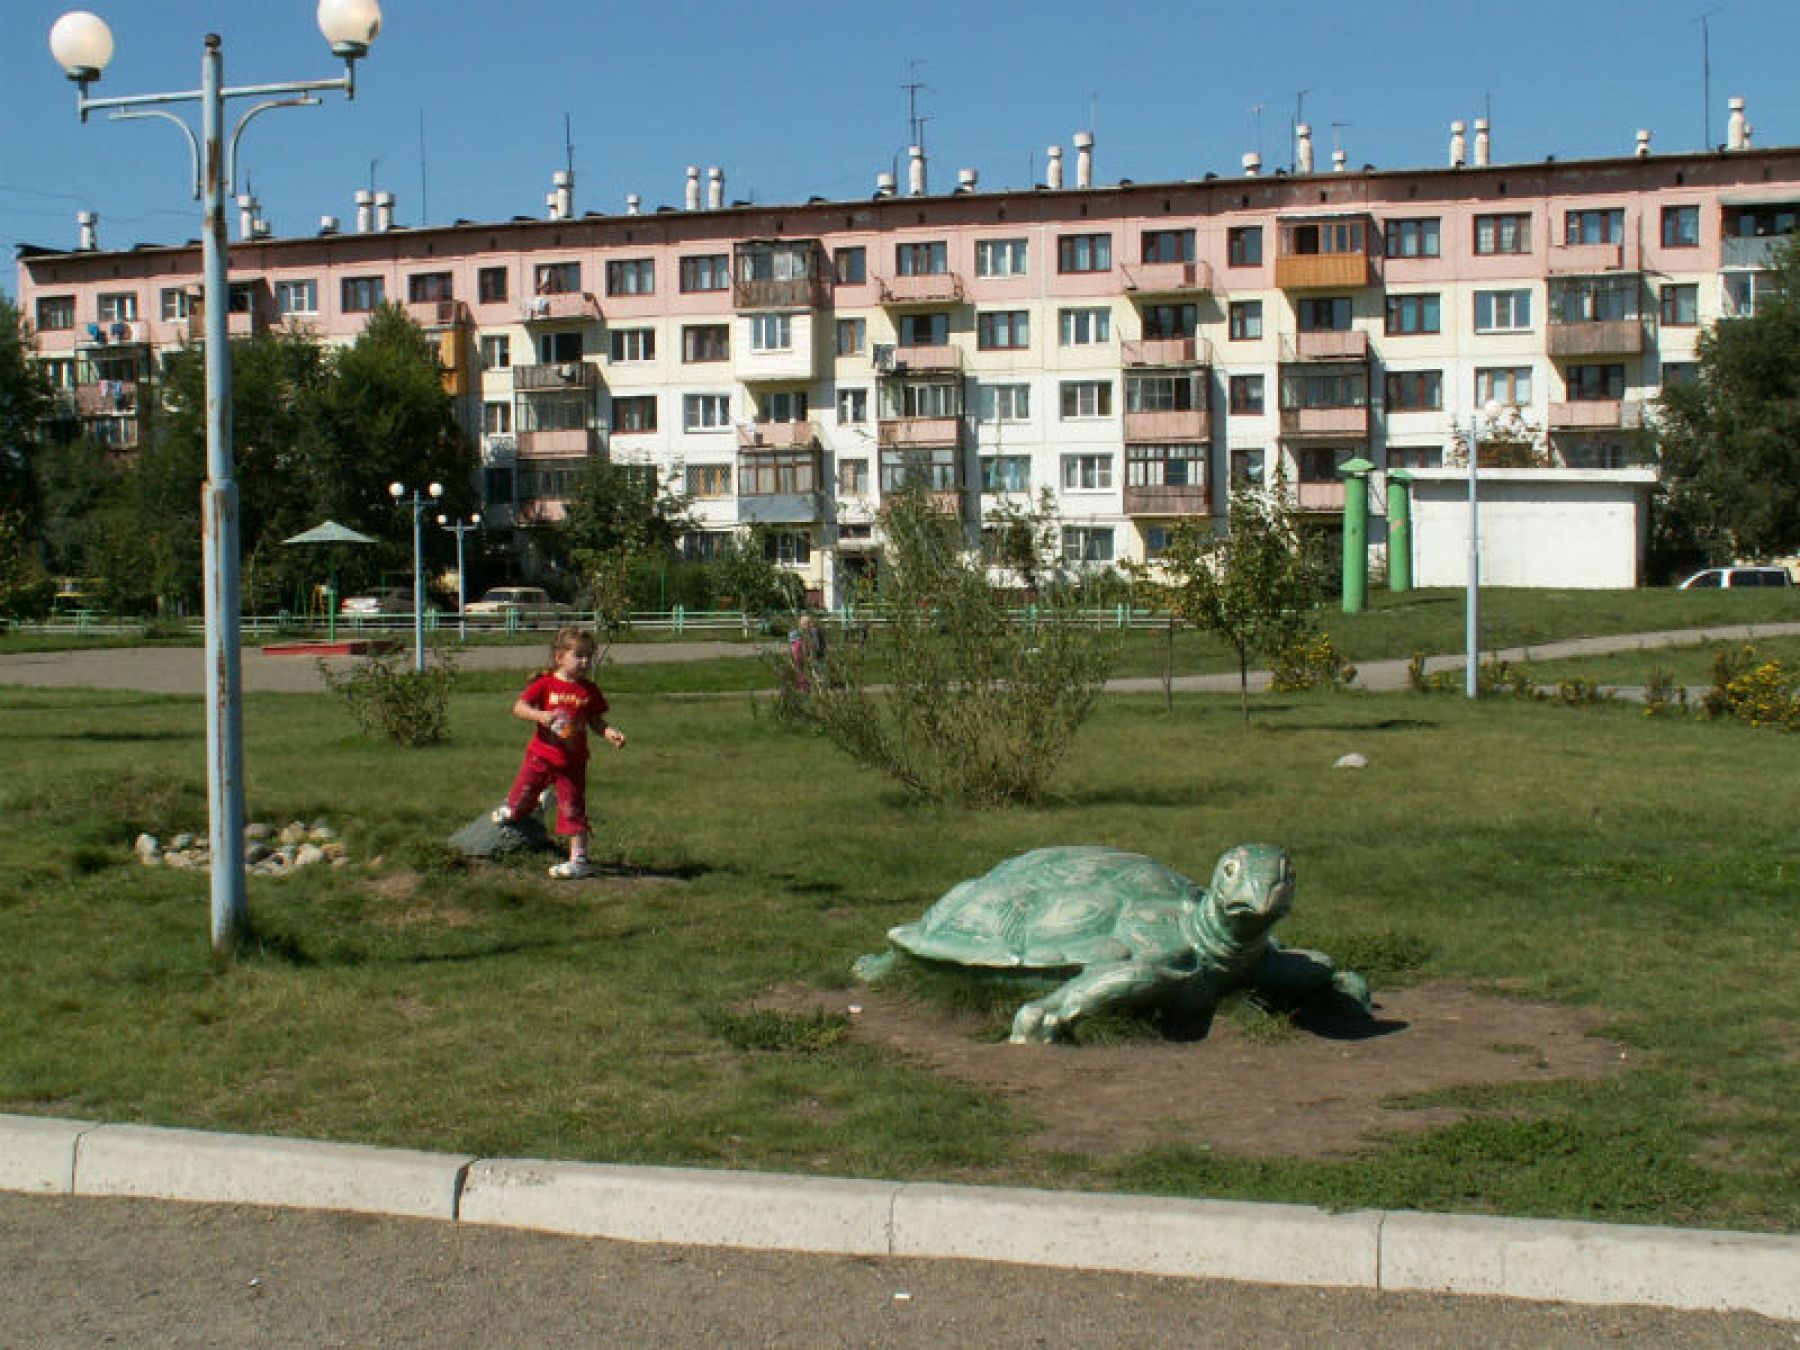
1;658;1796;1234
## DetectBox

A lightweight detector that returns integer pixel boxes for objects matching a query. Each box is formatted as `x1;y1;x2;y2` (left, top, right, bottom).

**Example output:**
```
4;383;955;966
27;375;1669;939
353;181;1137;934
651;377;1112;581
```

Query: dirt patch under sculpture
751;982;1629;1160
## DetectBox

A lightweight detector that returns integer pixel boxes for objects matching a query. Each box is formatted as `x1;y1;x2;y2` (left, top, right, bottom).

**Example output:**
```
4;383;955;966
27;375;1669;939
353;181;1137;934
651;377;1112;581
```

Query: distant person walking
788;612;827;692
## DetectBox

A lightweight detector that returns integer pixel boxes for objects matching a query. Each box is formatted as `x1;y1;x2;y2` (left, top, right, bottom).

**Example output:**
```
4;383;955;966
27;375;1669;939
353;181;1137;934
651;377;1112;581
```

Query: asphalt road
2;1192;1790;1349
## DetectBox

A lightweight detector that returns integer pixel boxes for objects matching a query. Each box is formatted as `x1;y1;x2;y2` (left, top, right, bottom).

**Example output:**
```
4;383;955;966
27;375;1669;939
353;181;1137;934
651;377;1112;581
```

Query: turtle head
1207;844;1295;941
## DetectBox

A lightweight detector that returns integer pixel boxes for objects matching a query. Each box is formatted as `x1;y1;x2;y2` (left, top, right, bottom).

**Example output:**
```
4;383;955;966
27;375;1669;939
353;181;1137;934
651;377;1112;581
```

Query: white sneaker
490;805;514;826
547;859;594;880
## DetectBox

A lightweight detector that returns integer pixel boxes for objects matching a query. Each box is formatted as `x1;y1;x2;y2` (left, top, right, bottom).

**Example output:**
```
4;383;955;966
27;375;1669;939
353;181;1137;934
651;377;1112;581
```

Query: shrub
1701;644;1799;732
318;647;459;747
1269;632;1357;692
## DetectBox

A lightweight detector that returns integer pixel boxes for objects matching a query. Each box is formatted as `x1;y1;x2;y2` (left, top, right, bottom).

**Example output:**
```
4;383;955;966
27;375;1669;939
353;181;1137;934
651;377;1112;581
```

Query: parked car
1678;566;1794;590
466;586;573;627
339;586;414;616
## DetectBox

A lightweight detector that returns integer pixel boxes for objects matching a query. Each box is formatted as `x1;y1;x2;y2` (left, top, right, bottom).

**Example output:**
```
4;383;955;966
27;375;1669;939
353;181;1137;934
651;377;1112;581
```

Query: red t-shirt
518;672;608;766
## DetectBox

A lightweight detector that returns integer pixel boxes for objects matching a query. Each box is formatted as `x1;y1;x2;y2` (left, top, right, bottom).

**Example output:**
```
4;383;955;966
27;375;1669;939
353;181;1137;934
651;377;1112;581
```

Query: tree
0;297;50;519
1656;238;1800;566
712;527;802;632
1137;474;1328;725
556;458;691;633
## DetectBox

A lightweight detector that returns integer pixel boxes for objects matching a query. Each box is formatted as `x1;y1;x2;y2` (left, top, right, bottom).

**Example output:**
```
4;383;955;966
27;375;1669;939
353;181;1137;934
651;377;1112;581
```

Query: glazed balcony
1546;319;1647;357
1122;484;1210;517
877;271;966;306
1122;259;1212;295
512;361;602;391
733;240;830;310
877;416;962;450
1278;405;1371;438
1546;399;1645;430
1121;336;1209;367
516;427;604;456
737;448;826;524
1722;235;1789;268
1123;408;1210;442
521;291;602;324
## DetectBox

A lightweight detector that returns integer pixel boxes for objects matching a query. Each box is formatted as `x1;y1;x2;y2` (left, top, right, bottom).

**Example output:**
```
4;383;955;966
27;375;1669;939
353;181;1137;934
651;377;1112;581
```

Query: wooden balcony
1546;319;1647;357
1123;260;1211;295
1123;409;1210;442
513;361;601;391
1123;484;1210;517
405;298;470;330
516;427;603;457
736;419;820;451
1282;330;1369;361
1121;336;1208;367
877;272;965;305
1546;241;1626;274
877;416;962;449
521;291;602;324
1546;399;1645;430
1279;405;1370;437
733;275;830;311
1273;252;1373;290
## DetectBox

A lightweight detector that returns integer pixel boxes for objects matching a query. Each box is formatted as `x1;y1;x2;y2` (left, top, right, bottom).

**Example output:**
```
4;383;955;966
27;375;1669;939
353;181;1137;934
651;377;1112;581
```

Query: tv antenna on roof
902;60;931;149
563;111;575;179
1695;9;1721;148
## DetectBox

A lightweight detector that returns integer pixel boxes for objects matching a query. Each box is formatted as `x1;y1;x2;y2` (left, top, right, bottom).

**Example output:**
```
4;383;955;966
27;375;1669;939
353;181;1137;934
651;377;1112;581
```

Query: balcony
521;291;602;324
78;320;146;349
517;498;569;526
1123;409;1210;442
1123;484;1210;517
1722;235;1790;268
1281;330;1370;362
1273;253;1374;290
74;381;138;415
481;502;517;529
516;427;604;457
736;420;820;451
886;343;961;373
1123;259;1212;295
877;416;962;449
1546;319;1647;357
1546;400;1645;430
1547;241;1629;274
733;240;830;310
513;361;601;391
877;271;966;306
1293;481;1348;512
405;298;470;330
481;434;517;466
738;448;826;525
1121;336;1209;367
1279;405;1371;438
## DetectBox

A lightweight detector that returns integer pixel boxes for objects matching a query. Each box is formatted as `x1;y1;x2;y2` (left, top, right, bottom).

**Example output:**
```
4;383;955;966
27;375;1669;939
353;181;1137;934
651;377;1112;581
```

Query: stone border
2;1114;1793;1320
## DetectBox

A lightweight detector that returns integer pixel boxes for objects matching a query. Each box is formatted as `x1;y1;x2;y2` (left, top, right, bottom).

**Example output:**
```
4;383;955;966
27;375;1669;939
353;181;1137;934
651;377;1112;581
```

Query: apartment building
16;113;1800;602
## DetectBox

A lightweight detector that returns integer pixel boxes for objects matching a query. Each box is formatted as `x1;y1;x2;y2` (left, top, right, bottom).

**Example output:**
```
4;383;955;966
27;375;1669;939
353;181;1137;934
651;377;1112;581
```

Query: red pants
506;752;590;836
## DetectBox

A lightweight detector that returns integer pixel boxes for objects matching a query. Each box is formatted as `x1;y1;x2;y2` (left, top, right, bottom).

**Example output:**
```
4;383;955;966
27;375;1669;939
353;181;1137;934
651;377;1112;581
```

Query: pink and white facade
17;122;1800;601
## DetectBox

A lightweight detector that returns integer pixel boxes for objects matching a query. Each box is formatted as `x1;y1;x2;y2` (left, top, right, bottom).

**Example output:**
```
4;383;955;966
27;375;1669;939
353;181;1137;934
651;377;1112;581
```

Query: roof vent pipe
685;166;701;210
1332;148;1348;173
875;170;896;198
545;191;559;218
252;220;271;239
552;170;574;220
1073;131;1094;188
1045;145;1064;189
1241;151;1261;177
319;215;340;235
907;145;926;196
1449;120;1467;168
1474;118;1491;167
626;193;641;216
956;167;978;193
1726;97;1751;150
375;191;395;233
707;166;724;209
1295;123;1314;175
354;188;374;233
77;210;98;251
1635;129;1652;158
237;194;255;241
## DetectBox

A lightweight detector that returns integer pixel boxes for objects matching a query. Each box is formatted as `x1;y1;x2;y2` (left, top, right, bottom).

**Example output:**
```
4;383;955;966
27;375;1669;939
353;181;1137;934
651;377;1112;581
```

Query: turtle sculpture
853;844;1370;1044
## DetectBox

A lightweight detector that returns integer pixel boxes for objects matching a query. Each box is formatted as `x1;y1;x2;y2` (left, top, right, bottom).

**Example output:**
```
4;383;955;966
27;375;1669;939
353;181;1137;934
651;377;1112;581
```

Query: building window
825;318;861;358
1385;218;1441;258
1549;276;1636;324
749;313;793;352
977;310;1030;350
1126;444;1205;489
341;276;385;312
1227;226;1263;266
1062;526;1114;564
606;259;655;296
1385;370;1443;411
1139;303;1198;339
1474;213;1531;255
1059;381;1113;419
836;387;869;424
833;247;866;284
975;238;1029;277
685;463;731;498
740;448;817;497
97;292;138;323
1298;296;1352;332
838;458;869;494
477;267;508;303
1388;446;1443;470
679;254;729;292
683;324;729;362
538;331;583;363
881;380;961;420
896;241;947;276
1279;368;1369;410
1474;289;1532;332
612;395;657;433
1061;454;1113;490
763;531;812;565
1565;364;1626;401
480;335;511;369
1141;229;1195;263
227;282;257;315
1125;371;1204;413
275;279;318;315
1660;283;1699;327
408;272;453;303
1228;300;1263;340
977;383;1031;422
36;296;75;331
1565;208;1625;245
1059;307;1111;345
1723;271;1775;318
1282;218;1366;256
609;327;655;362
683;393;731;429
761;390;808;423
160;287;191;321
534;261;580;295
1661;361;1697;388
981;455;1032;493
1660;205;1700;248
898;312;949;346
1231;449;1266;483
1057;233;1112;273
483;401;512;435
1228;374;1265;415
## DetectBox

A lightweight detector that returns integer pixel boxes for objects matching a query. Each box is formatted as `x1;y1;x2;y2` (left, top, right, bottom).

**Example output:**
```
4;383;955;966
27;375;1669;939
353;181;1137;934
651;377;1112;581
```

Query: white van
1678;566;1794;589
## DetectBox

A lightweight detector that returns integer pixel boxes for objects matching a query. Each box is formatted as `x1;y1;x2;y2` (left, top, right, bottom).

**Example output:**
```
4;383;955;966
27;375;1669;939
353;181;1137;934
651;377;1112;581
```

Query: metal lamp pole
437;512;481;641
1464;399;1504;699
50;2;383;960
391;482;443;672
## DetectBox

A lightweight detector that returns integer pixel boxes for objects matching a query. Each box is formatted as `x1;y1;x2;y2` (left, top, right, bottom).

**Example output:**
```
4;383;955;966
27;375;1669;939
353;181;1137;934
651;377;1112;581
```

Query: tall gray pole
410;495;426;673
200;34;248;953
1465;415;1481;700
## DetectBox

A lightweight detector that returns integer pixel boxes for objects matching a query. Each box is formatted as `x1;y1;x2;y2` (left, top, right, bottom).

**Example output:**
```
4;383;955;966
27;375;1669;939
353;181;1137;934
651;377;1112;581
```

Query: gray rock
244;822;274;842
134;833;161;861
1333;753;1369;770
170;833;195;851
295;843;326;867
307;825;337;843
246;842;273;864
278;822;308;846
450;805;555;860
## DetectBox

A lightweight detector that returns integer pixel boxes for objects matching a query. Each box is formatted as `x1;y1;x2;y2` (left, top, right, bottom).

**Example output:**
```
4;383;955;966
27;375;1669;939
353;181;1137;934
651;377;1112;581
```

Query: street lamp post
1461;399;1536;698
437;512;482;642
51;2;383;960
391;481;443;671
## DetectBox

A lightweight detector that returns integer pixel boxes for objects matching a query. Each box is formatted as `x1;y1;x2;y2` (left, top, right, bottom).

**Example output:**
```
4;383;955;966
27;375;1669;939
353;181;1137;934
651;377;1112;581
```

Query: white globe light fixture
49;10;114;83
317;0;383;59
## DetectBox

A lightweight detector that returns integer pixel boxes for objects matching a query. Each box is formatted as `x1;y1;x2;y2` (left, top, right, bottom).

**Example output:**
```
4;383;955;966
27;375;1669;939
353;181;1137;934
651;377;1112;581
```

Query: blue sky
5;0;1800;290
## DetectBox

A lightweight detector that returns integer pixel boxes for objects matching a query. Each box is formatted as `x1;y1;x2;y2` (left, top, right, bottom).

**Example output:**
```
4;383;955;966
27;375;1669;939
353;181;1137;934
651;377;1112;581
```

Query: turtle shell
888;846;1200;970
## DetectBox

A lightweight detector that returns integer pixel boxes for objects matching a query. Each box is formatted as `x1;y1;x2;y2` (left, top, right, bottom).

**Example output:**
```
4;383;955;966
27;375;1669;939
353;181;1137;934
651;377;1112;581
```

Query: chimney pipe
319;215;340;235
626;193;641;215
956;167;978;193
553;169;574;220
1295;123;1313;175
685;166;701;210
1449;120;1467;168
1332;148;1347;173
907;145;926;196
1241;151;1261;178
1073;130;1094;188
1474;118;1491;167
1727;97;1751;150
707;166;724;209
1635;129;1652;158
875;170;896;198
354;188;374;233
77;210;98;251
375;190;395;233
1045;145;1063;189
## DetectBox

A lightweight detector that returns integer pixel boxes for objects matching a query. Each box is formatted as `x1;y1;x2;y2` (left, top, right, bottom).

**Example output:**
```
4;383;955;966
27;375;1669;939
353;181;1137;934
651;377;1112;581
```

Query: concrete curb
2;1114;1795;1320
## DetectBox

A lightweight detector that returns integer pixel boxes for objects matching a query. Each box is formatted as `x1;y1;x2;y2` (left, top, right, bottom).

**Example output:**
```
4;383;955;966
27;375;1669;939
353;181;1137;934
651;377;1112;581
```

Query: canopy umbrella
282;520;380;642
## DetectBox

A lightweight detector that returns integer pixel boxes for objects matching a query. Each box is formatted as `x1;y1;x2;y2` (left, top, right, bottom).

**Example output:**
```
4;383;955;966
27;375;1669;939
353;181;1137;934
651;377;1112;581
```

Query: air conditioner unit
872;343;896;372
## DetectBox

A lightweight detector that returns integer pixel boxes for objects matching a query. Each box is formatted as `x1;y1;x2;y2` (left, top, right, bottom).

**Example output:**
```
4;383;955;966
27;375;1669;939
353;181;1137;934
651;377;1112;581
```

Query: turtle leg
1010;961;1161;1044
1251;946;1373;1016
852;949;899;983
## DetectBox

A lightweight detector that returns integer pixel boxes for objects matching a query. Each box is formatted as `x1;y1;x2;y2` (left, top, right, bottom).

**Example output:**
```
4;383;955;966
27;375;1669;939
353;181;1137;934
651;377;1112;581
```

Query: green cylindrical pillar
1338;457;1375;614
1387;469;1415;593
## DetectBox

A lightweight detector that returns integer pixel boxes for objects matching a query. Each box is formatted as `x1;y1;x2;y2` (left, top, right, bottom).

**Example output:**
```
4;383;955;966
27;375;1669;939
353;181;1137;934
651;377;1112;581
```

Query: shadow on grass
71;730;195;743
